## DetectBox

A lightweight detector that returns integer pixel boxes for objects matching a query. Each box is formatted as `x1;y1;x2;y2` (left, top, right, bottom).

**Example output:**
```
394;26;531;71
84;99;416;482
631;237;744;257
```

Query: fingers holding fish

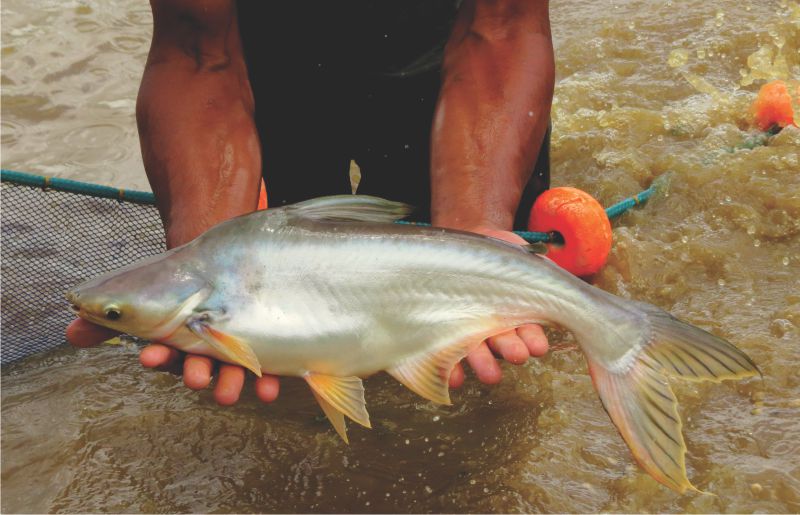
516;323;549;357
448;361;465;388
466;342;503;384
487;329;530;364
255;375;281;403
183;355;214;391
214;364;245;406
139;344;183;375
65;318;120;348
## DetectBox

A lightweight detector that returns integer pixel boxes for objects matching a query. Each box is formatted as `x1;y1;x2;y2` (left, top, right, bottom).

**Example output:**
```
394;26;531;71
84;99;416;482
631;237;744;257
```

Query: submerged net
1;174;164;364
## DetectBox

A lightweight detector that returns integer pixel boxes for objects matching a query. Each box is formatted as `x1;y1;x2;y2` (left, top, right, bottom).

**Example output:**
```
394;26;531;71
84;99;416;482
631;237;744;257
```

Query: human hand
447;226;549;388
66;318;281;405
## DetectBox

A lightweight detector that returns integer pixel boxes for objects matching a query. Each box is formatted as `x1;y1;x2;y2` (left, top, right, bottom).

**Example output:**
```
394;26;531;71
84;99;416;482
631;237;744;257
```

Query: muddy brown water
2;0;799;512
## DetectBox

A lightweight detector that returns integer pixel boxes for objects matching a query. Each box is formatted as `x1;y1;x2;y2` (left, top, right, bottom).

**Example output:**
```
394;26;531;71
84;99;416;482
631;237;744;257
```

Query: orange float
751;80;796;132
257;179;268;210
528;187;612;276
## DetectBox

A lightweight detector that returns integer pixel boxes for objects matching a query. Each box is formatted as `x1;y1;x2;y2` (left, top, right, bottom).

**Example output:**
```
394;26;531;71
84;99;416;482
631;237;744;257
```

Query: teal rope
1;169;155;205
1;168;667;243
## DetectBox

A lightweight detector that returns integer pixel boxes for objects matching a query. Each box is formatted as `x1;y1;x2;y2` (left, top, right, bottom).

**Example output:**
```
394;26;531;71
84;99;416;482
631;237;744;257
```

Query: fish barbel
67;195;759;493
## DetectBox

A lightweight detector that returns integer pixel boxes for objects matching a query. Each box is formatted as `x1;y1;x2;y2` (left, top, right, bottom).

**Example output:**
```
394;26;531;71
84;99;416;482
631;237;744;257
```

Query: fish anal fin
310;390;349;443
305;373;371;434
187;315;262;377
387;338;480;405
587;358;701;494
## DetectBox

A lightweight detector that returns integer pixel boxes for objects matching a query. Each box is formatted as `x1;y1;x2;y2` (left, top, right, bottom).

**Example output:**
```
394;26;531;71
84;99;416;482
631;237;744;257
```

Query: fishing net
1;176;164;364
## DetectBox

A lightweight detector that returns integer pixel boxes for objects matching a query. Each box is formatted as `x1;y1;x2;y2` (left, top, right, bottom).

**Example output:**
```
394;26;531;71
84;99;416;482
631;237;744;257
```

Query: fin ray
186;314;262;377
305;373;371;431
310;390;349;443
387;337;480;405
287;195;413;223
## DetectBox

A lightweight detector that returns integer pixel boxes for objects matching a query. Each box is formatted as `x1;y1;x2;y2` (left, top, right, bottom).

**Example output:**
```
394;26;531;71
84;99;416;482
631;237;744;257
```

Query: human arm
66;0;278;405
432;0;555;384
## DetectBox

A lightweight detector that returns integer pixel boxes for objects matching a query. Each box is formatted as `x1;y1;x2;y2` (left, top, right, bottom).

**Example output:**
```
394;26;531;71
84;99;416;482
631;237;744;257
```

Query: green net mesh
1;181;165;364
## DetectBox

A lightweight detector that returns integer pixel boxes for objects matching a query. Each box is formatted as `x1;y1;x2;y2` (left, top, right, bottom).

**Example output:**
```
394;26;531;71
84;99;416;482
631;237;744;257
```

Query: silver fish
67;195;759;493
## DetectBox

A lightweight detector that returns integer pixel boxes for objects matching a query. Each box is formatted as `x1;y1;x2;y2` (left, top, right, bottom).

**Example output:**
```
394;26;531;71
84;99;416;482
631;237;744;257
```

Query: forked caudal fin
586;303;760;493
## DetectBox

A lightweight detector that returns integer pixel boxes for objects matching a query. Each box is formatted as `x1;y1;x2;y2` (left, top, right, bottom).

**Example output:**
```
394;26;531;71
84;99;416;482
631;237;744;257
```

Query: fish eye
105;307;122;321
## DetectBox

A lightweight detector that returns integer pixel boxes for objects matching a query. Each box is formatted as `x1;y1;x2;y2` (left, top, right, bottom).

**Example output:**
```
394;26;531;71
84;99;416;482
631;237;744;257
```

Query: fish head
66;251;210;340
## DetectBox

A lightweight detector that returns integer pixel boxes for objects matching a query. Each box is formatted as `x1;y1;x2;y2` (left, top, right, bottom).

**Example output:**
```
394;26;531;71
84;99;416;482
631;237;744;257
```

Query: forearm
431;0;554;231
136;1;260;249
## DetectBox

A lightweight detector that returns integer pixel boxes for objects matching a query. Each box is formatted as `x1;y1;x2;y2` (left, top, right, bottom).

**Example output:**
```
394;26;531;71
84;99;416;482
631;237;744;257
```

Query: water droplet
747;225;756;235
432;415;440;422
782;257;790;266
469;479;476;485
717;278;726;287
484;487;490;493
697;49;707;59
754;239;761;247
668;48;689;68
527;111;534;117
405;439;410;445
681;235;689;243
751;483;763;494
425;486;433;494
437;451;445;457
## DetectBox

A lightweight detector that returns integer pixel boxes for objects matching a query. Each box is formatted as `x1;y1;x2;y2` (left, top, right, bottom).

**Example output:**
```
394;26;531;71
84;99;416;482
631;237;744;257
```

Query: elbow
466;0;551;43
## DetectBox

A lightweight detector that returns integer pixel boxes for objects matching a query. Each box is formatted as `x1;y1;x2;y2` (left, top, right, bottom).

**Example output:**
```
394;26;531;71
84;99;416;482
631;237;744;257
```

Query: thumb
66;318;120;348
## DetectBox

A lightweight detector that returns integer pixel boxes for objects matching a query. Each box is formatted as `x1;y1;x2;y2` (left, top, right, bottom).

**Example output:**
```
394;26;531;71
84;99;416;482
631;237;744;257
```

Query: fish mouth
65;291;87;318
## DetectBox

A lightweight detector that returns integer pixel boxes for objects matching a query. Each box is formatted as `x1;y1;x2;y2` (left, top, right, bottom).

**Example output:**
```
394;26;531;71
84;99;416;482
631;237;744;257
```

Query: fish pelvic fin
287;195;413;223
587;302;759;494
305;373;371;442
387;338;480;405
187;313;262;377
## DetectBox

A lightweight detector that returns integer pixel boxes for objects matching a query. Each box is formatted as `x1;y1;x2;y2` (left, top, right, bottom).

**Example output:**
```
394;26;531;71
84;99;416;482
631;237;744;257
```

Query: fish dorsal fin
305;373;371;442
186;312;262;377
287;195;413;223
387;338;480;405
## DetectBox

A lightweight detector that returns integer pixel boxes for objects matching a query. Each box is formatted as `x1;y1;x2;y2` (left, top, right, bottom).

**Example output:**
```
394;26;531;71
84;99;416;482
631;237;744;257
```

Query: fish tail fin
585;302;759;493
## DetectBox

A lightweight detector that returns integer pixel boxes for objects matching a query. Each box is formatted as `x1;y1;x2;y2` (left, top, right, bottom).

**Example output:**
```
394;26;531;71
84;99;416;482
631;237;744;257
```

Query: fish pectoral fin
287;195;413;223
186;313;262;377
305;373;371;441
387;337;480;405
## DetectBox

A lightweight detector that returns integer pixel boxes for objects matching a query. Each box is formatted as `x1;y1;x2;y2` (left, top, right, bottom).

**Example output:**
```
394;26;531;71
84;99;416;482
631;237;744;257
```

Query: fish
66;195;760;493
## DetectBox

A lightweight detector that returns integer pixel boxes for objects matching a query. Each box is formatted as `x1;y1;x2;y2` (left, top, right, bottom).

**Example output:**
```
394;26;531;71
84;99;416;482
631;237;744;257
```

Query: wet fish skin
67;195;759;493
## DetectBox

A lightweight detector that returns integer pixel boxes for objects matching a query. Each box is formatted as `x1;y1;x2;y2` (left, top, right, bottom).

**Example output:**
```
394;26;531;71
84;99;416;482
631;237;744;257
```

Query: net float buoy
751;80;796;132
257;179;268;210
528;187;612;276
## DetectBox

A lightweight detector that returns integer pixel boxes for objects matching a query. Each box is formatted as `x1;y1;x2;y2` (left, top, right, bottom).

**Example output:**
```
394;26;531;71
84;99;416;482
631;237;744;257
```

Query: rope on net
1;168;670;244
